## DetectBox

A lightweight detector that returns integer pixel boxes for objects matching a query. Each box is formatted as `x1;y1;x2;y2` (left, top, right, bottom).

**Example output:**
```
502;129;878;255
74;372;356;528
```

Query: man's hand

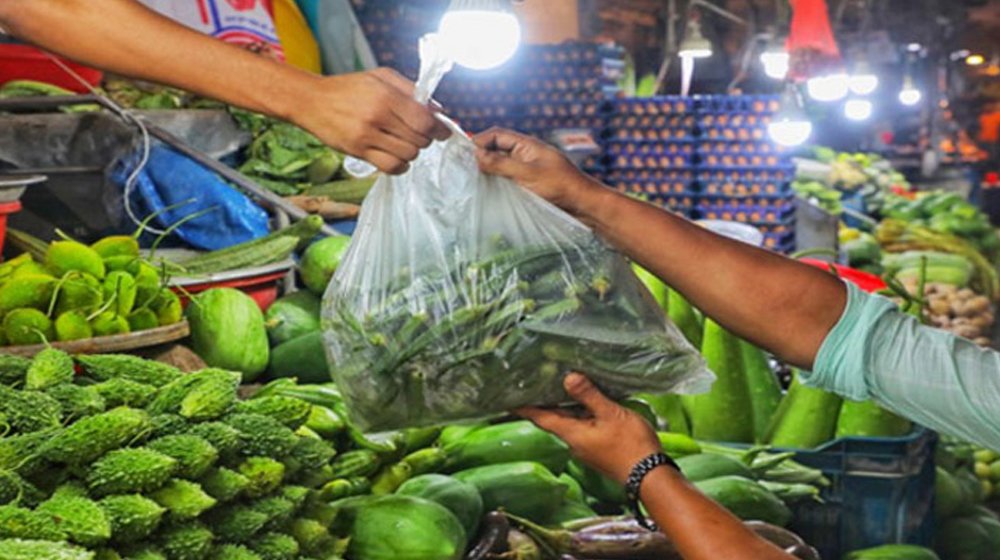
472;128;602;214
294;68;451;174
517;373;663;484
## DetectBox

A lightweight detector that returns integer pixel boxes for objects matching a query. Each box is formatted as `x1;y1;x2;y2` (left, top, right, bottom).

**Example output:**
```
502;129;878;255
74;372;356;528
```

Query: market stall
1;0;1000;559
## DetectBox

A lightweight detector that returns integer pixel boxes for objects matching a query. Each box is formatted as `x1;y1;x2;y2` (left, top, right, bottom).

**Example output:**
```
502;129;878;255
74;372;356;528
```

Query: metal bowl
0;174;45;203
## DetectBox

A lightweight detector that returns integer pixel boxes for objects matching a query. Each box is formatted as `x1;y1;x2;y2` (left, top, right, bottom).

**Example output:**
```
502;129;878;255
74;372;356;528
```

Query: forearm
641;468;793;560
569;180;845;368
0;0;314;122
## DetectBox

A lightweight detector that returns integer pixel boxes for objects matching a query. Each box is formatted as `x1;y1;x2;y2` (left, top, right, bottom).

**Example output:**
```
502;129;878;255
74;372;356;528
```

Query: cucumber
676;453;754;482
453;461;569;523
740;340;782;442
693;476;792;526
684;319;754;443
442;420;571;475
264;291;321;346
764;371;842;449
835;399;912;439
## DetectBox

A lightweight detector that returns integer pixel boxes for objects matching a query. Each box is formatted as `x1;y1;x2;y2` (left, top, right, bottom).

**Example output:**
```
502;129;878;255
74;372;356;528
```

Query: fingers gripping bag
322;36;713;432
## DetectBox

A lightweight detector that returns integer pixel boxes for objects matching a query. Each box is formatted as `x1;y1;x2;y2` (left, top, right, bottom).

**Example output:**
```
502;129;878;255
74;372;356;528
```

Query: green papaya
693;476;791;526
454;461;569;523
267;331;327;383
395;474;483;538
264;291;321;346
443;421;571;475
345;495;467;560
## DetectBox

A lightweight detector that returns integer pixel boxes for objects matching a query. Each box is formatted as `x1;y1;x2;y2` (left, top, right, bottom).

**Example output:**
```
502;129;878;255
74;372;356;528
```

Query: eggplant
466;511;510;560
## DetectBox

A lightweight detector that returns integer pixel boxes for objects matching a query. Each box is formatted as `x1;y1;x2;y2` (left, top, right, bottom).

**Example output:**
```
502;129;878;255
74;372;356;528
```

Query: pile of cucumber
324;236;707;432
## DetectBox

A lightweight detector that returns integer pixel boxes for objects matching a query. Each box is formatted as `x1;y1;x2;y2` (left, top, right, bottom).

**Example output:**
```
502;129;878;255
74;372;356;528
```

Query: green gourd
683;319;754;443
739;340;783;442
764;371;843;449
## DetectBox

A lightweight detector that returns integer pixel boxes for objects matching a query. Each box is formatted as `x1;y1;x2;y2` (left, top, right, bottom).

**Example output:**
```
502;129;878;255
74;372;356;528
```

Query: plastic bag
322;37;712;432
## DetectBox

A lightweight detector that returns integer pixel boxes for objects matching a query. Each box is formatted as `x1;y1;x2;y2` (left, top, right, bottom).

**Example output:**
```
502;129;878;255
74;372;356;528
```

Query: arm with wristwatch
476;128;1000;559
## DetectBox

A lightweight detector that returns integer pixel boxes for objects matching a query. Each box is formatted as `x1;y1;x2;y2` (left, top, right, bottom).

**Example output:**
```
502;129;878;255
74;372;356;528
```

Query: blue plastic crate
780;429;937;560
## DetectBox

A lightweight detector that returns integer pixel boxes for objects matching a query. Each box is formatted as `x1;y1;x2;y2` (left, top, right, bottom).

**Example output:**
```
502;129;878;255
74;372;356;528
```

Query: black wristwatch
624;452;680;531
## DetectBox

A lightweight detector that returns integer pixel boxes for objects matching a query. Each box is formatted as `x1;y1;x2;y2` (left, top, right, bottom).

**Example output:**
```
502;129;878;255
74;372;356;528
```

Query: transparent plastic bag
322;38;713;432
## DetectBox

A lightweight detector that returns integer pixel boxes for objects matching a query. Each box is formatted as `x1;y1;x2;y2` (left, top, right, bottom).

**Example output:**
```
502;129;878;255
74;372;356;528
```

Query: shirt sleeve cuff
799;281;897;401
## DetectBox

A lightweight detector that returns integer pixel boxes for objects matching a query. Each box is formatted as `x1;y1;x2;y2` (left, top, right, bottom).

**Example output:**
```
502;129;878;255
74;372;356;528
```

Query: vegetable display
1;229;183;346
0;349;824;559
325;235;710;432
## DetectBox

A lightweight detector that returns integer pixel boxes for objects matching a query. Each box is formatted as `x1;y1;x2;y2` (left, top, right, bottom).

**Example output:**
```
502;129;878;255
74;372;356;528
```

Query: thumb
564;373;614;418
475;148;529;181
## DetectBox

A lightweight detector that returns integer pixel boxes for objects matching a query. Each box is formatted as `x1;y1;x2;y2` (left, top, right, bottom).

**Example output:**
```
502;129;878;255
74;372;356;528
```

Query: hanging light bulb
678;14;713;59
807;72;849;102
759;35;789;80
438;0;522;70
966;54;985;67
844;98;873;121
768;84;813;147
847;59;879;96
898;74;922;106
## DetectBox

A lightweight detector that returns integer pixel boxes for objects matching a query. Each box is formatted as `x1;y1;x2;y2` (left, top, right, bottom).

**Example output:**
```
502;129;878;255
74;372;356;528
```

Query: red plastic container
0;200;23;256
800;258;887;294
172;269;287;312
0;45;103;92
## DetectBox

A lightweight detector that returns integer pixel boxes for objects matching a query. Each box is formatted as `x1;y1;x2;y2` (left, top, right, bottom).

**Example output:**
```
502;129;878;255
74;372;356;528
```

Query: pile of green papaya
933;437;1000;560
0;230;181;346
255;375;825;559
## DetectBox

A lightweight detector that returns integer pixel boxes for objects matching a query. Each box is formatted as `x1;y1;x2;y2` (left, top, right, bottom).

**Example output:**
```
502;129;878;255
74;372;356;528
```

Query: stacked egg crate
692;95;794;252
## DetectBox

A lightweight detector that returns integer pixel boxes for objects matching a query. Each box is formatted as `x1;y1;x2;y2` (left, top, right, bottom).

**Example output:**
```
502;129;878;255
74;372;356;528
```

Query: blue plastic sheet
112;143;269;251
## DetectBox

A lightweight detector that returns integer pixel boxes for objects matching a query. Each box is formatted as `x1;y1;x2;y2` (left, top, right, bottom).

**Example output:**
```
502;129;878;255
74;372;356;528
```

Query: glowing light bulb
967;54;985;66
768;85;812;147
807;73;849;102
760;50;790;80
844;98;873;121
899;88;922;106
438;1;521;70
678;18;712;59
899;75;922;106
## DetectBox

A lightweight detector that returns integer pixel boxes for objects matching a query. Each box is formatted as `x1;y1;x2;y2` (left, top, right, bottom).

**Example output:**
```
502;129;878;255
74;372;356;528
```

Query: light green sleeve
802;281;1000;449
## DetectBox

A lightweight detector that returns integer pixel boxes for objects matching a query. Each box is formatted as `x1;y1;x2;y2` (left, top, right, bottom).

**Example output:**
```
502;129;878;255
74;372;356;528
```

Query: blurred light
848;73;879;95
768;85;812;147
844;98;873;121
438;0;521;70
899;89;922;105
679;17;713;59
760;50;790;80
967;54;985;66
950;49;971;61
907;43;922;52
898;75;922;106
807;73;849;102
